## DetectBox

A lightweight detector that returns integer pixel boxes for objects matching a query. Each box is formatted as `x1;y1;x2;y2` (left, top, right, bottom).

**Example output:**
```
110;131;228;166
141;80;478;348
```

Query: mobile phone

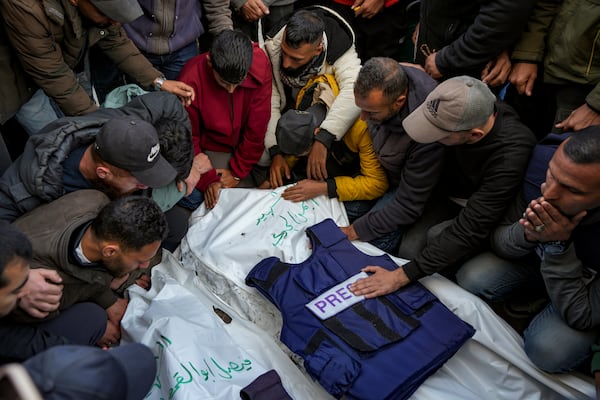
0;364;42;400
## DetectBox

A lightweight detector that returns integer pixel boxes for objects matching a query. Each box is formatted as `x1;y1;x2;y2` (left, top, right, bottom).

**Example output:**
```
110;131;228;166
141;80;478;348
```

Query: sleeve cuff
268;145;282;158
326;178;338;198
586;101;600;114
402;261;424;282
315;128;335;149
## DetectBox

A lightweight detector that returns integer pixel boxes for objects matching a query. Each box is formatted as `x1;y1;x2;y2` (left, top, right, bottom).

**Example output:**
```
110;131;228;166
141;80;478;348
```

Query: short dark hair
563;125;600;164
0;222;32;288
156;119;193;182
354;57;408;101
91;196;168;251
90;145;131;178
284;9;324;48
210;30;253;84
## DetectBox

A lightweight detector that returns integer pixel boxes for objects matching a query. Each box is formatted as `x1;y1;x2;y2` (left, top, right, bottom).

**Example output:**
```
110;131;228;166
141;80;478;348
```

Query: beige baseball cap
403;76;496;143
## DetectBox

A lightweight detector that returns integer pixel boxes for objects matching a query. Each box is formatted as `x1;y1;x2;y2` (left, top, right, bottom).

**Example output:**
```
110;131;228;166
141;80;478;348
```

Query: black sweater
403;102;537;281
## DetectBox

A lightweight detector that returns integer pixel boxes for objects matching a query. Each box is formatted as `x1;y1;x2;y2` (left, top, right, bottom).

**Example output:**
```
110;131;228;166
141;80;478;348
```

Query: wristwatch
542;240;571;255
153;76;166;91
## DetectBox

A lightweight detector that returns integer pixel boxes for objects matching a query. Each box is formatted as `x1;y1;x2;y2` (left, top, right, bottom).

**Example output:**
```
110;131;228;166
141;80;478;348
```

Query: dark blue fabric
523;133;572;203
246;219;475;400
62;145;93;193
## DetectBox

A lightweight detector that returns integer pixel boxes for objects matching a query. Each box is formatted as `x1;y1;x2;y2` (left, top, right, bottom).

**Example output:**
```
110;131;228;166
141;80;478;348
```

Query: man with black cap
0;92;183;223
0;116;176;222
0;0;195;135
349;76;536;297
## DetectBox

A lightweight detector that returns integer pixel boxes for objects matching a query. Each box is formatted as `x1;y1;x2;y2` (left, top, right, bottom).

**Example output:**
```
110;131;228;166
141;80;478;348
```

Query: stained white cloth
121;251;333;400
179;187;594;400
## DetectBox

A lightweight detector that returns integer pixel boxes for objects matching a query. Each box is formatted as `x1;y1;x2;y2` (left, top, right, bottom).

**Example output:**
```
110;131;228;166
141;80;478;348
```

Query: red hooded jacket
179;44;272;191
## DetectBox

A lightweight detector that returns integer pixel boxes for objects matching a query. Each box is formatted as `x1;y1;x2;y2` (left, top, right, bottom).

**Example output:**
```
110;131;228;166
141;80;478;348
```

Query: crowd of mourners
0;0;598;398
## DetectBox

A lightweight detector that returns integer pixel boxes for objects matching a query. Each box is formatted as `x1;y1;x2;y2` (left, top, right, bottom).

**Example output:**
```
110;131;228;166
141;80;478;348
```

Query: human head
403;76;496;145
71;0;143;26
156;119;194;182
280;9;325;74
24;343;156;400
542;126;600;216
353;57;408;123
208;30;253;93
90;196;168;277
0;222;31;317
93;117;177;193
276;103;327;155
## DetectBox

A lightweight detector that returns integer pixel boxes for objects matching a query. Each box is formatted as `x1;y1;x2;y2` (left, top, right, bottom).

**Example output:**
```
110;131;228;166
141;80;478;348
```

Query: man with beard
263;7;362;186
0;92;188;224
10;190;167;349
456;126;600;373
339;57;444;254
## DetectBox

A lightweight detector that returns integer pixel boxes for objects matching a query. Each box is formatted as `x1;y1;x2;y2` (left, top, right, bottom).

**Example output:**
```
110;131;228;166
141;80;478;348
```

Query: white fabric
180;187;594;400
121;251;333;400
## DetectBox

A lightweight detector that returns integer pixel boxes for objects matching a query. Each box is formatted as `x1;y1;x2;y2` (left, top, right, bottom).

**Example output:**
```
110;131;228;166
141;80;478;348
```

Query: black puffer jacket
0;92;188;222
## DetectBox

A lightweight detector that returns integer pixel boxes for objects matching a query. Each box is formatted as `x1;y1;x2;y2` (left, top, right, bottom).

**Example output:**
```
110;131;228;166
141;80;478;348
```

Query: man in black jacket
415;0;535;87
350;76;535;296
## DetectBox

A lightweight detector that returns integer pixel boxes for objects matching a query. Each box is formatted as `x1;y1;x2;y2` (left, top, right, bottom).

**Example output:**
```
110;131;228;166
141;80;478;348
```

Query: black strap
378;296;421;330
323;317;374;352
352;303;404;344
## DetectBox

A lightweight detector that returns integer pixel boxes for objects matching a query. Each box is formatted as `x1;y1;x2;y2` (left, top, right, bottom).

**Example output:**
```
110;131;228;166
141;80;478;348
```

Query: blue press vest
246;219;475;400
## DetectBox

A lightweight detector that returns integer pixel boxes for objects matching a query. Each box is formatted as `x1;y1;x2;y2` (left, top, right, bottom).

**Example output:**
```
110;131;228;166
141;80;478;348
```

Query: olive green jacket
511;0;600;111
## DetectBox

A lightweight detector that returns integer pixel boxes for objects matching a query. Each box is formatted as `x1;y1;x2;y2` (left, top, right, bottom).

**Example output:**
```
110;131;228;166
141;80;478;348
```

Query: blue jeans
524;304;595;373
455;251;545;301
177;188;205;211
456;252;595;372
143;41;199;80
15;89;63;136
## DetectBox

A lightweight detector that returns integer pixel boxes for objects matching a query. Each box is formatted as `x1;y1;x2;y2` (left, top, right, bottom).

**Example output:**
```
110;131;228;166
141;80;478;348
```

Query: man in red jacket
179;30;272;209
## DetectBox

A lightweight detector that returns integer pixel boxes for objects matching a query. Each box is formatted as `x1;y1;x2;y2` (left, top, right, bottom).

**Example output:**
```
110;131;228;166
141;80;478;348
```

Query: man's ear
69;0;78;6
206;53;212;68
468;129;485;143
315;41;324;55
101;243;119;259
96;165;110;179
394;94;407;110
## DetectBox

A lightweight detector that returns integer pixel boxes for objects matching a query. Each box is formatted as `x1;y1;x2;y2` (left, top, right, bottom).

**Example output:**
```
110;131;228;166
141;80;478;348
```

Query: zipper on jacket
587;29;600;77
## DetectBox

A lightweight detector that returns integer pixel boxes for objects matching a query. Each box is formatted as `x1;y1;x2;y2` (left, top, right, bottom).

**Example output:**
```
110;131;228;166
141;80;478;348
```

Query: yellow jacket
332;119;389;201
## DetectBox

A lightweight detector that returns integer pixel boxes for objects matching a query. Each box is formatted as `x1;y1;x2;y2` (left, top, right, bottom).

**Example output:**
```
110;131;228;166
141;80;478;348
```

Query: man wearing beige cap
350;76;536;297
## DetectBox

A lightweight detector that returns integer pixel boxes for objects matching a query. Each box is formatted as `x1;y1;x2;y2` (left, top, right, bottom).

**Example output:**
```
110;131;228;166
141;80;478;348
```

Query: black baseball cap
276;103;327;155
94;118;177;188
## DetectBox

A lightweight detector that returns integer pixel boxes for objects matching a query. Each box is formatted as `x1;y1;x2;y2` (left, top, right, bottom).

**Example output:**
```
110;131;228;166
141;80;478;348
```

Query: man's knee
524;306;596;373
455;252;510;300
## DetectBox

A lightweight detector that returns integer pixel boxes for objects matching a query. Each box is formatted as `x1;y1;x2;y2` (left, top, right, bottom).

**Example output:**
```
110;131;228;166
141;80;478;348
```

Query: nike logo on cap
147;143;160;162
